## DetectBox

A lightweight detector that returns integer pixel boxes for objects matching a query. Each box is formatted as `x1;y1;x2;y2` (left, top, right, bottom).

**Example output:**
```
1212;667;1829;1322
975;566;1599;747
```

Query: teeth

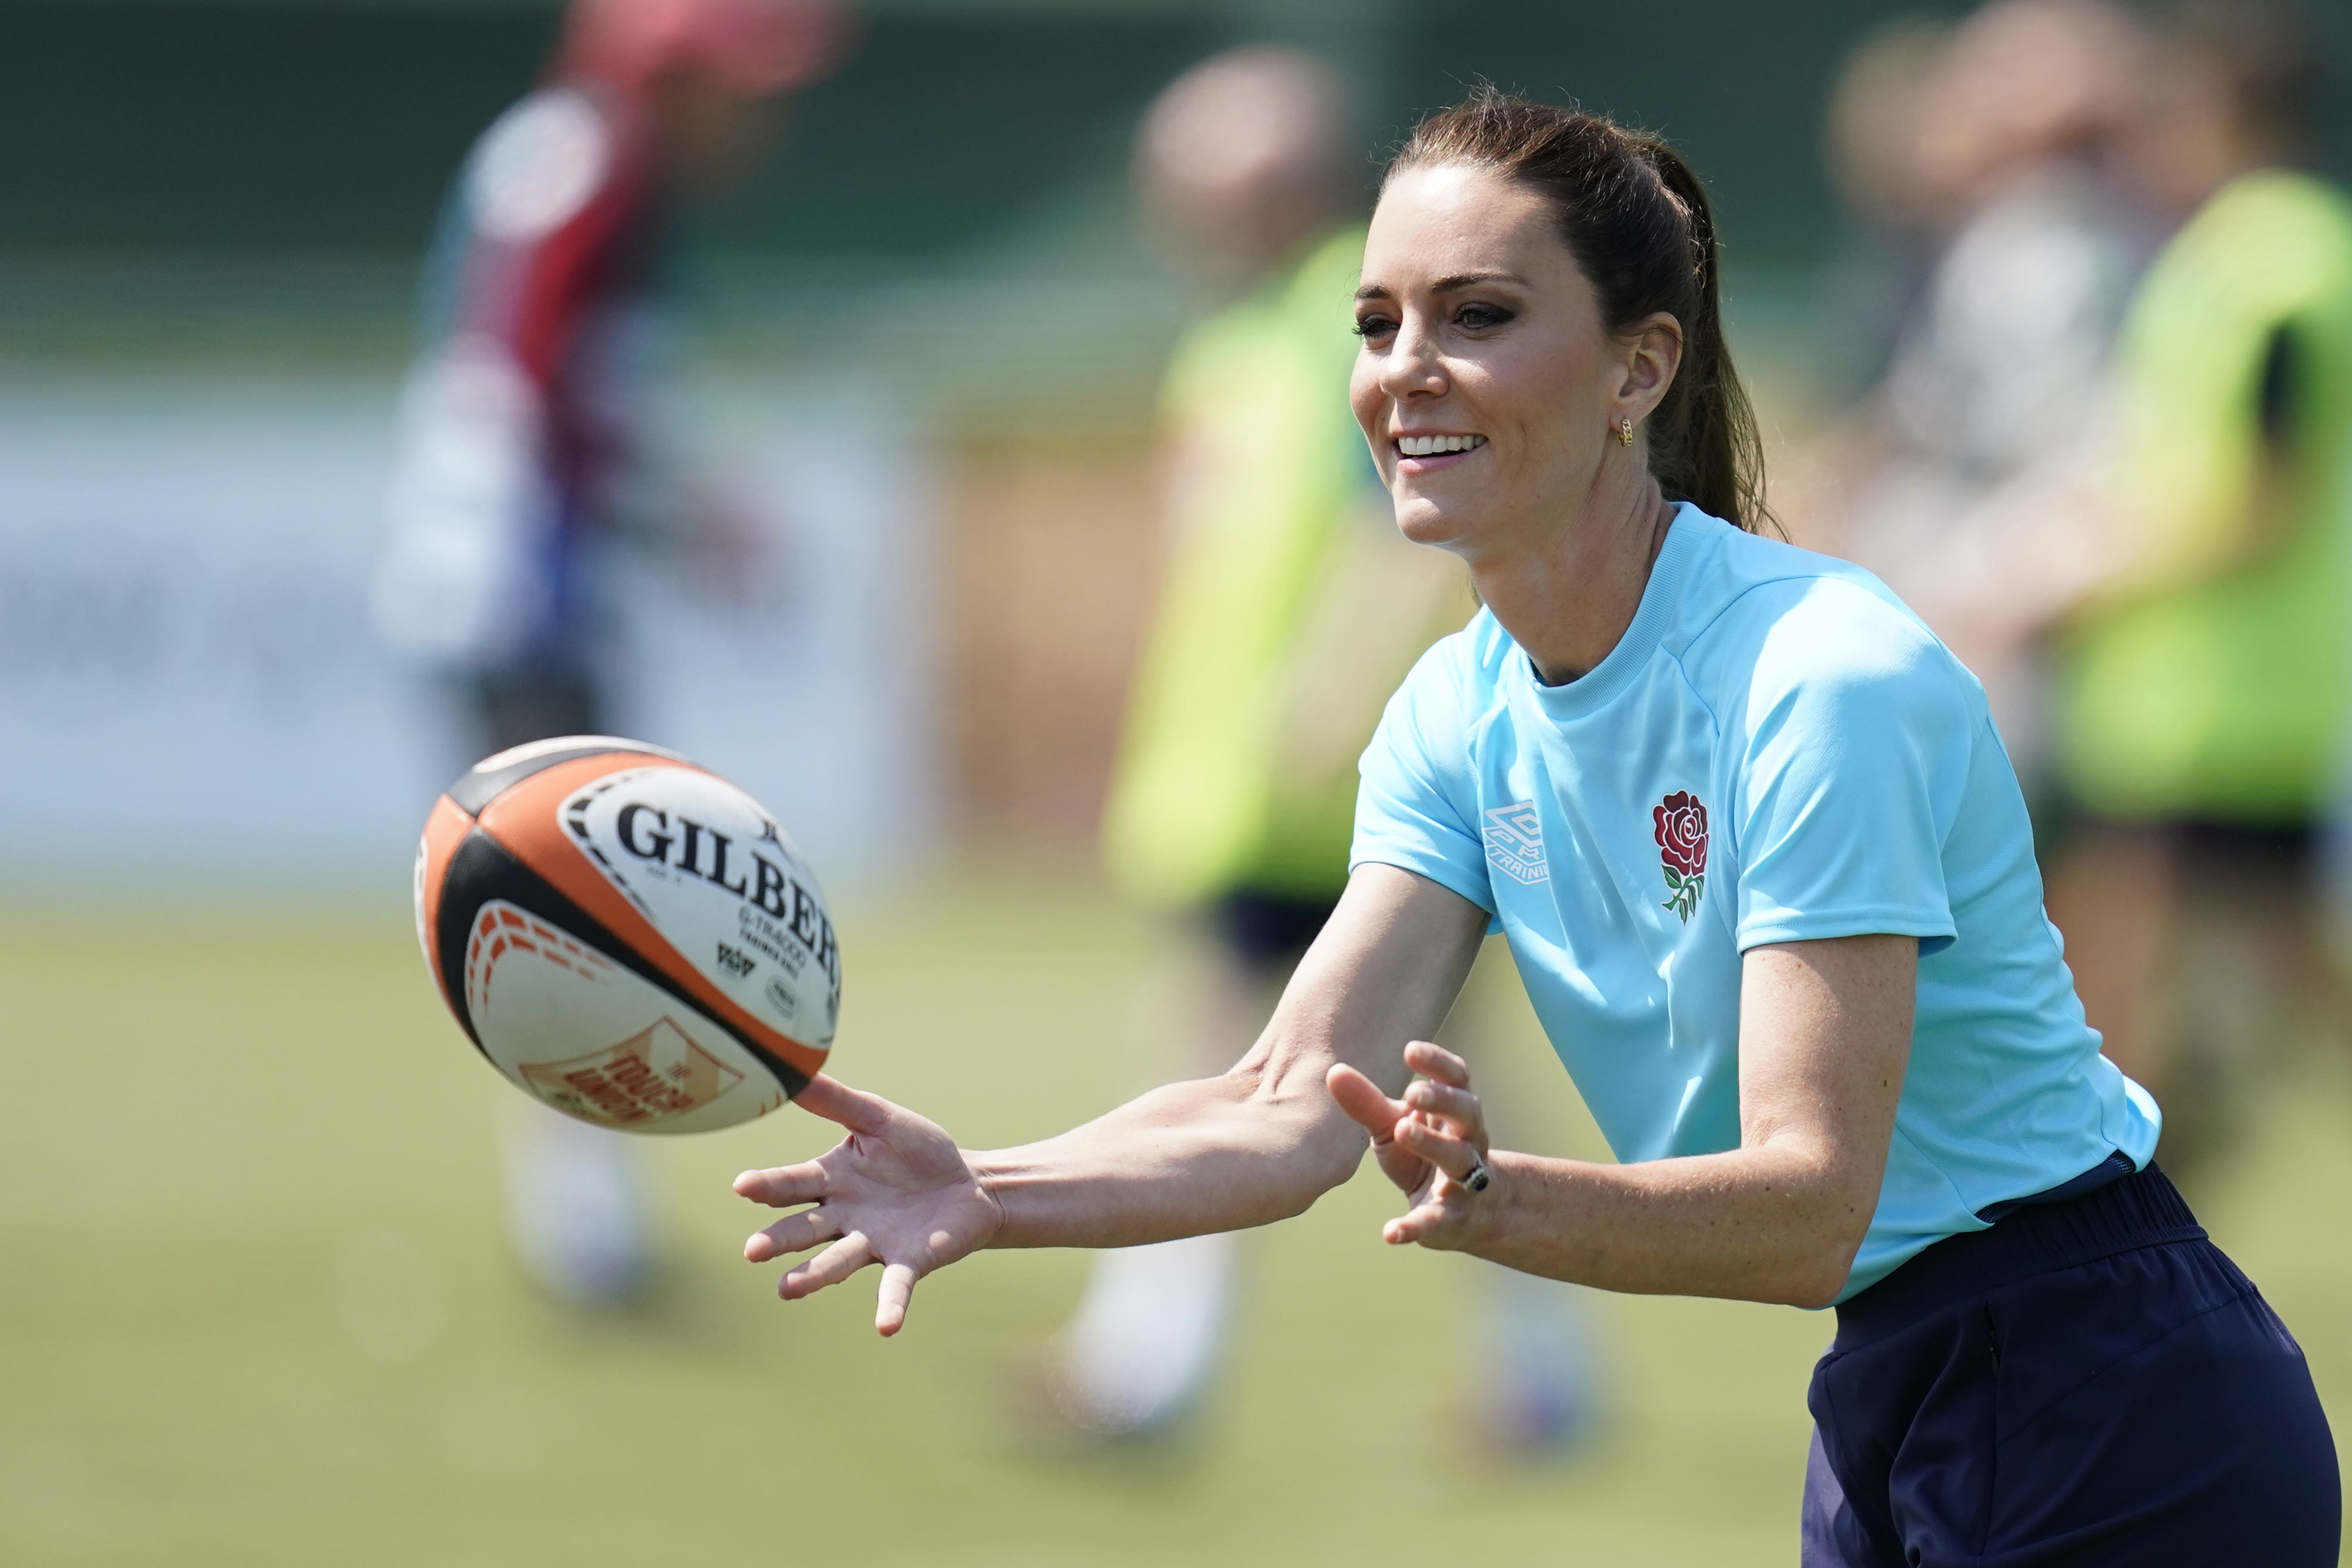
1397;433;1486;456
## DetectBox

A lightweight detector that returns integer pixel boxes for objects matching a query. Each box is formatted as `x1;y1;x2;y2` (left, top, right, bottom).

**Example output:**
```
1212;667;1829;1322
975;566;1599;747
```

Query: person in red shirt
375;0;844;1304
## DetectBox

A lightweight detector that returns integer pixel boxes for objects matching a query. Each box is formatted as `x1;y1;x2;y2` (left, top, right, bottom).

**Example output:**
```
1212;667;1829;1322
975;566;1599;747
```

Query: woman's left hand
1327;1040;1495;1251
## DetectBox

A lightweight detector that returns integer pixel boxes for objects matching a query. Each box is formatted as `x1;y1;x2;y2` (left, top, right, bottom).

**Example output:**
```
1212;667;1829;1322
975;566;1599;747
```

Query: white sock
1054;1231;1238;1434
501;1102;654;1305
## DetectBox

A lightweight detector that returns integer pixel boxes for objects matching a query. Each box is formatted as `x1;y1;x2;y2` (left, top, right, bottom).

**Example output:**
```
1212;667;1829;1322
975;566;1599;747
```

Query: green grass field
6;866;2350;1566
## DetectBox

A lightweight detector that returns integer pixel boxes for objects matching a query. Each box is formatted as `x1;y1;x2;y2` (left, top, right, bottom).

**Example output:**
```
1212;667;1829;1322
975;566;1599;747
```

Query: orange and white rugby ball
413;736;837;1133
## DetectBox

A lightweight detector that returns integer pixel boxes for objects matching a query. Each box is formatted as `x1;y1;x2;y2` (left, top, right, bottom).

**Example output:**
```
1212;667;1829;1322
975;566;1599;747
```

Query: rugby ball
413;736;837;1133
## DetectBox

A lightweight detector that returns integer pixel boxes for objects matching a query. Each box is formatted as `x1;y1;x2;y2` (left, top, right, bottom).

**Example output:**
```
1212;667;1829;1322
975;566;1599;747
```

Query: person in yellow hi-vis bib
1052;48;1605;1447
2041;1;2352;1169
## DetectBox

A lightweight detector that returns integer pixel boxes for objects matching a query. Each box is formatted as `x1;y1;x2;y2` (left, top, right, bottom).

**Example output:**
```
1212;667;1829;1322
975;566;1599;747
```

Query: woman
733;93;2338;1561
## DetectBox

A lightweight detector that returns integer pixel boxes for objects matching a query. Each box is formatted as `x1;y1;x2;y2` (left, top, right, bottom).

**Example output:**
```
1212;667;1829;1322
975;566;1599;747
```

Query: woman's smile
1394;430;1489;472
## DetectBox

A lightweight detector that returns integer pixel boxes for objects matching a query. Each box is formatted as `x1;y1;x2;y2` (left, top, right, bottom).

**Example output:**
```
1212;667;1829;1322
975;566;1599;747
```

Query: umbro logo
1484;801;1547;886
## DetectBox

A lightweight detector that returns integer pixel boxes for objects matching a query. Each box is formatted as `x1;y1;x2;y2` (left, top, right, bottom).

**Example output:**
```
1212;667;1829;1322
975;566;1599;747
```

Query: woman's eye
1352;314;1398;339
1455;302;1513;330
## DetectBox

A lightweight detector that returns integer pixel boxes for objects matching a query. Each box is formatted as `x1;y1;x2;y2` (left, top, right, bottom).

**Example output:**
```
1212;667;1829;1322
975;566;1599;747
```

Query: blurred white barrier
0;369;937;896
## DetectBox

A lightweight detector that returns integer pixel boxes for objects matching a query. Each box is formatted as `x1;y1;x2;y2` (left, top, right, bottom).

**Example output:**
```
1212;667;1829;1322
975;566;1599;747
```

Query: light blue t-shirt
1352;505;2161;1302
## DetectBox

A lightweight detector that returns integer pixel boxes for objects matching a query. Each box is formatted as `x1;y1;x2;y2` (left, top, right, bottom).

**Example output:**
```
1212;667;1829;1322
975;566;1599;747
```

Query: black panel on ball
435;826;812;1101
429;832;491;1059
445;737;684;818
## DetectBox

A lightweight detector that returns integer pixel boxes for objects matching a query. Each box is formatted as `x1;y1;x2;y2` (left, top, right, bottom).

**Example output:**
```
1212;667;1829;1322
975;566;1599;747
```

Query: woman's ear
1616;312;1685;424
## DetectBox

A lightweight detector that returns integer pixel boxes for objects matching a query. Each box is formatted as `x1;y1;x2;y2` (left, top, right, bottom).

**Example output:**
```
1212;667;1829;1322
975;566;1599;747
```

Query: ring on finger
1459;1152;1492;1193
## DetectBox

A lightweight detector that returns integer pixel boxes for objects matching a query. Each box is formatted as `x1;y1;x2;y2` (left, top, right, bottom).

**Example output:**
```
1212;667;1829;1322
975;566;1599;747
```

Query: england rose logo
1653;790;1708;922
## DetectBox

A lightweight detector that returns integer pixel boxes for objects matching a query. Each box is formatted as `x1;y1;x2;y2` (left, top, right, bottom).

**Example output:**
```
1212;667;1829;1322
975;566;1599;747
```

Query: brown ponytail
1389;88;1771;533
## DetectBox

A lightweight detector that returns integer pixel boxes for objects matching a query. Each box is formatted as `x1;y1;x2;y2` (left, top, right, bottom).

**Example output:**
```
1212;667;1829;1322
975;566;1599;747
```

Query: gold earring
1616;418;1635;447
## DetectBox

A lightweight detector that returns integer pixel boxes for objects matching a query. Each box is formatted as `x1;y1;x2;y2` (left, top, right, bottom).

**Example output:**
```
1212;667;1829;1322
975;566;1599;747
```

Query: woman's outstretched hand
733;1075;1003;1337
1327;1040;1495;1251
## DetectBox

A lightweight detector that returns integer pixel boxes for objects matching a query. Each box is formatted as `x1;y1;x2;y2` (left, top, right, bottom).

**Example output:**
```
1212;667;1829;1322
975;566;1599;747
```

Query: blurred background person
1805;0;2156;784
370;0;846;1307
1811;15;1961;413
1055;46;1603;1449
2035;0;2352;1173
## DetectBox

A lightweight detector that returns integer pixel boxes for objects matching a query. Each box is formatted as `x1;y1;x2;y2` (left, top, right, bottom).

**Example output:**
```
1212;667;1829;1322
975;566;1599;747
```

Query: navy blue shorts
1804;1164;2338;1566
1210;890;1340;974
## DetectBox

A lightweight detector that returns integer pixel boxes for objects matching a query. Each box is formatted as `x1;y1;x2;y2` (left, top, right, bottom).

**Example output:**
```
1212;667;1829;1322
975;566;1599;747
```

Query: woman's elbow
1769;1261;1849;1311
1766;1212;1871;1310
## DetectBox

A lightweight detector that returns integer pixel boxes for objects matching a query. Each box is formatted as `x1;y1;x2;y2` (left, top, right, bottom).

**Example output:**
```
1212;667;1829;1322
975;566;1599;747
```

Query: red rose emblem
1653;790;1708;921
1654;792;1708;875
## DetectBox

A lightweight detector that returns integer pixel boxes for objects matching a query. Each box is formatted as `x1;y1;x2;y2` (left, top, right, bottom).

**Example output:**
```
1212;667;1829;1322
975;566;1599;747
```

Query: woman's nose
1378;317;1448;400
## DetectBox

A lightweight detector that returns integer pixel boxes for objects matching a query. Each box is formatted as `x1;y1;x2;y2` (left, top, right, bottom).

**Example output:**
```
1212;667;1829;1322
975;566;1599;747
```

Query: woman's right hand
1327;1039;1498;1253
734;1075;1003;1337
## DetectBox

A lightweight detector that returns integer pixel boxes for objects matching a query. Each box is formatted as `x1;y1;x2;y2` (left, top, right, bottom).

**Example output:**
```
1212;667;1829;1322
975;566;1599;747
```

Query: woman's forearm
1463;1140;1873;1308
971;867;1489;1252
1445;937;1909;1308
971;1056;1366;1250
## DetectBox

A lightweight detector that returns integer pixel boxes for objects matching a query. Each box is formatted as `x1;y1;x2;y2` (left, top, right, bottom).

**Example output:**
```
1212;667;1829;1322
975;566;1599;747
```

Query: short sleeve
1732;586;1971;953
1351;638;1496;915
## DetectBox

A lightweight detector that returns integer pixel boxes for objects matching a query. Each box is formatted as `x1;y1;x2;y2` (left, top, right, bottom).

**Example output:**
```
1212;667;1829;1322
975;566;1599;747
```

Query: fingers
733;1161;827;1207
780;1233;873;1300
1326;1062;1408;1138
1330;1062;1442;1193
1373;1046;1490;1257
875;1263;917;1337
1383;1198;1463;1250
792;1074;894;1136
765;1228;924;1337
1330;1046;1475;1138
1402;1039;1472;1089
1368;1138;1429;1196
1396;1115;1483;1186
745;1206;840;1263
1404;1077;1485;1139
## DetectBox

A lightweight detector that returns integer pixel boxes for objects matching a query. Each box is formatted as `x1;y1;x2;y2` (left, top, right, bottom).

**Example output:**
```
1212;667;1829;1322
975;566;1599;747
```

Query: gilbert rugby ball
413;736;837;1133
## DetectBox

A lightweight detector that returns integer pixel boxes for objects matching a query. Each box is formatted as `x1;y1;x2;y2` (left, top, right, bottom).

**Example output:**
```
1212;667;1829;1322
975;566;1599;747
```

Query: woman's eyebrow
1431;270;1527;292
1354;270;1529;302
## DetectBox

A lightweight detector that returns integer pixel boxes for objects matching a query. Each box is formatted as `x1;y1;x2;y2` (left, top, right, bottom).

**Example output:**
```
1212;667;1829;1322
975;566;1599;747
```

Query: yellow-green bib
1102;229;1372;902
2057;170;2352;823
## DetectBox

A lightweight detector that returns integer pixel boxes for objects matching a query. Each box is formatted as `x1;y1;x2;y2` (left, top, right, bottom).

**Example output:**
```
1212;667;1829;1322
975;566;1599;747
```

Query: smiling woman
1355;92;1765;539
1348;93;1766;687
728;91;2340;1566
